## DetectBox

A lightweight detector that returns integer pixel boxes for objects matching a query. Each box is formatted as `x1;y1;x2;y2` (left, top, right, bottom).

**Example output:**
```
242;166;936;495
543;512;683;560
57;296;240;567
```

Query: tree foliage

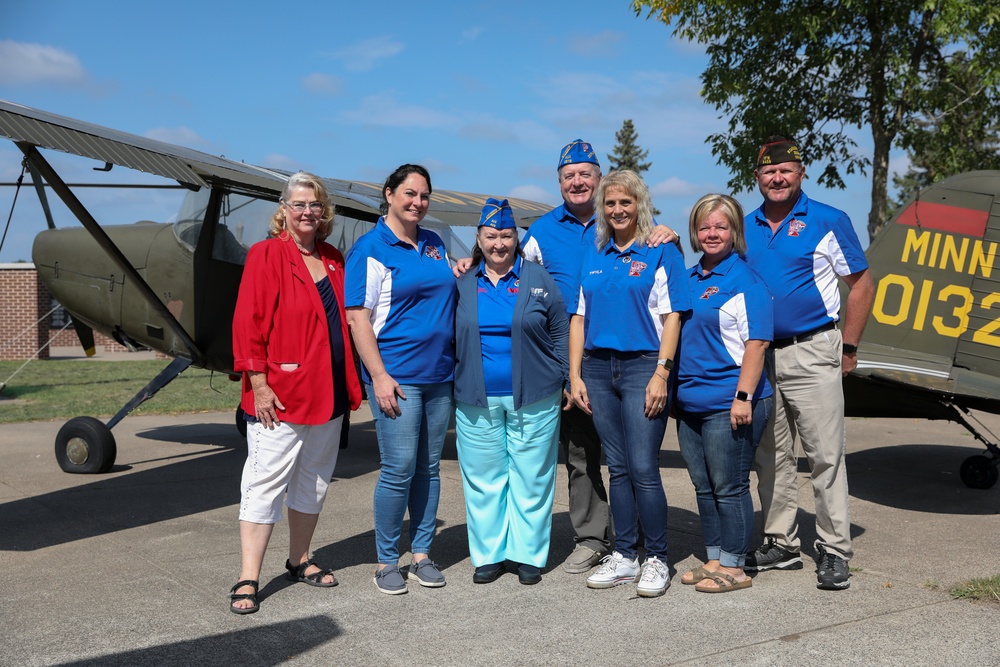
892;53;1000;214
608;119;653;173
631;0;1000;241
607;119;660;214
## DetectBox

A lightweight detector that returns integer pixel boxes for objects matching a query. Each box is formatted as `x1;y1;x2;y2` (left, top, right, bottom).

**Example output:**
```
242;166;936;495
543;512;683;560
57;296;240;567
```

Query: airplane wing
0;99;548;226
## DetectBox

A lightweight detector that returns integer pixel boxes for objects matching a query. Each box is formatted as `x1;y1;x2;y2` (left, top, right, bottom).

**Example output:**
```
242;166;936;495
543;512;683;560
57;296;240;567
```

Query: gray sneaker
745;536;803;571
562;544;607;574
407;559;446;588
816;550;851;590
374;566;408;595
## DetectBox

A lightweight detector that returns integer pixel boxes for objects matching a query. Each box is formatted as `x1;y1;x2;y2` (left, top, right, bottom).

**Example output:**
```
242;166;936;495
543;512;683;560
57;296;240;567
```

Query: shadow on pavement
846;444;999;514
53;615;340;667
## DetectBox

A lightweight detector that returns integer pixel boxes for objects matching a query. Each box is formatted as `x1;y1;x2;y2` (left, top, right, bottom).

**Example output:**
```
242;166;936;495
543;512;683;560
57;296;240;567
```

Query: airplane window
215;193;276;264
172;190;279;265
173;189;211;252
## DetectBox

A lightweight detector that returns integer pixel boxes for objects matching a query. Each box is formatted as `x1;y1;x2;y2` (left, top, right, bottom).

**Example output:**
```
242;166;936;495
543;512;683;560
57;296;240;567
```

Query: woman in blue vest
673;193;773;593
569;169;691;597
454;198;568;586
345;164;456;595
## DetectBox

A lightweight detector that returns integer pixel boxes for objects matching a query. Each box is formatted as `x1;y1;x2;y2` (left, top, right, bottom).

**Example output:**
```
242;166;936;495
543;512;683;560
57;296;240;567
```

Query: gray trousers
753;327;853;560
560;406;610;552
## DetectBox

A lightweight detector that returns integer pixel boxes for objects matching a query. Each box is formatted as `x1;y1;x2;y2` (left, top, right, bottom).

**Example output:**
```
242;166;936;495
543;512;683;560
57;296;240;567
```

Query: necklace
296;244;317;256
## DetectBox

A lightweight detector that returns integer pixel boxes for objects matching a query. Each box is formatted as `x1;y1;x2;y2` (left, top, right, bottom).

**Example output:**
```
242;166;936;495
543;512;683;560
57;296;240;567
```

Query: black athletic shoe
745;536;804;571
816;550;851;590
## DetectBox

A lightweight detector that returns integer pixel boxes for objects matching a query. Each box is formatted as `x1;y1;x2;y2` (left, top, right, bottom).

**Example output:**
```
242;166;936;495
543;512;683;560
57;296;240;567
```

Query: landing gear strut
54;357;193;474
948;404;1000;489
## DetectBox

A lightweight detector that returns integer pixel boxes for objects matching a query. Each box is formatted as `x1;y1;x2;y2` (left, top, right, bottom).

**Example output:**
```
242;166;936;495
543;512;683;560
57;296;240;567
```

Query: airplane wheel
959;455;998;489
54;417;117;474
235;406;247;438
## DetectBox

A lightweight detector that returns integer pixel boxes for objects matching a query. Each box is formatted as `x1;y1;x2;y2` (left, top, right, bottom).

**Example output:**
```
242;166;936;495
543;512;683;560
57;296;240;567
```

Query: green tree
608;119;653;173
631;0;1000;242
608;119;660;214
892;53;1000;214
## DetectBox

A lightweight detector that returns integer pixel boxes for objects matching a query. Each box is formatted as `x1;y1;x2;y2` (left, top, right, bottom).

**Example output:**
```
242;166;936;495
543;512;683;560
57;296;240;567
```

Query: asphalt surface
1;403;998;666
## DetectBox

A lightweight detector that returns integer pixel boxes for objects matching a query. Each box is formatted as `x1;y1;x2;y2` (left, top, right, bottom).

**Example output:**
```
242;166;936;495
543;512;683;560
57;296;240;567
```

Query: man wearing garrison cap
521;140;612;574
741;136;874;590
456;140;612;573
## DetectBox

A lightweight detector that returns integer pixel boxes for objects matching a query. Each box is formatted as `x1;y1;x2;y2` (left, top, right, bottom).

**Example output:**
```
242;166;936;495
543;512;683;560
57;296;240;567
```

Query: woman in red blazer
229;172;362;614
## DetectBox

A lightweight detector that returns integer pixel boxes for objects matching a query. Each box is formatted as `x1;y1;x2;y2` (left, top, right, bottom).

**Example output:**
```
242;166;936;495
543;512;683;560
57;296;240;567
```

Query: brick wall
0;264;130;360
0;264;50;360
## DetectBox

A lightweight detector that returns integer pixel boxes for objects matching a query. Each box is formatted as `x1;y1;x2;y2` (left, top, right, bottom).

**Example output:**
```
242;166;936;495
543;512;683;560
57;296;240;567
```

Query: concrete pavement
1;404;998;666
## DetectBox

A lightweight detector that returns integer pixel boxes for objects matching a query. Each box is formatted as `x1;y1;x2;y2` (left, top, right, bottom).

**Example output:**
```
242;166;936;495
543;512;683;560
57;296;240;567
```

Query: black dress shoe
518;564;541;585
473;562;505;584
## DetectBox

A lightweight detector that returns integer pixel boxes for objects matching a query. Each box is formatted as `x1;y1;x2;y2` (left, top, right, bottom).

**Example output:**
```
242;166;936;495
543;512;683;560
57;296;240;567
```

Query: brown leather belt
771;321;837;349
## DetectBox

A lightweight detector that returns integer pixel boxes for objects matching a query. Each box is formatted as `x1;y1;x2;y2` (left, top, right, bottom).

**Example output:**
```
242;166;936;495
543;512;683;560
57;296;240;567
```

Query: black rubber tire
959;455;999;489
236;406;248;438
54;416;116;474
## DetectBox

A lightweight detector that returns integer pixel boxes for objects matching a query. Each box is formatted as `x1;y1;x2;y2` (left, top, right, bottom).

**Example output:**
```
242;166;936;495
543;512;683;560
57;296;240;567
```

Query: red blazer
232;235;362;425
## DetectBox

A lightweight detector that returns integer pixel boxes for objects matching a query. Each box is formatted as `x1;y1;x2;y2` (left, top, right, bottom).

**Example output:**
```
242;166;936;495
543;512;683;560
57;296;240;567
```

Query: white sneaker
586;551;640;589
636;556;670;597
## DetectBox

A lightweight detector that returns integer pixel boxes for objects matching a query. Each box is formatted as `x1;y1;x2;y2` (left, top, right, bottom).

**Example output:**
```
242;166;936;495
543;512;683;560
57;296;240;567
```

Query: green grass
0;359;241;423
950;575;1000;603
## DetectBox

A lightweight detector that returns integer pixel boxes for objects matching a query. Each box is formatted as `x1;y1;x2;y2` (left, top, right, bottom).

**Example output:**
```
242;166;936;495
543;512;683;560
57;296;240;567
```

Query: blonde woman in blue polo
569;170;691;597
673;194;773;594
454;199;569;586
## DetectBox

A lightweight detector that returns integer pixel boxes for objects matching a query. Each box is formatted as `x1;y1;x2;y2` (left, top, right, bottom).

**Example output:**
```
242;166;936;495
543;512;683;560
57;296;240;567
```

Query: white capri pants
239;416;344;524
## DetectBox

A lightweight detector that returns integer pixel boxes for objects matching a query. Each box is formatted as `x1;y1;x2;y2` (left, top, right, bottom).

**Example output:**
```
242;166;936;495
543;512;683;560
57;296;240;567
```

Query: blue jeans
368;382;453;565
677;397;772;568
582;350;669;560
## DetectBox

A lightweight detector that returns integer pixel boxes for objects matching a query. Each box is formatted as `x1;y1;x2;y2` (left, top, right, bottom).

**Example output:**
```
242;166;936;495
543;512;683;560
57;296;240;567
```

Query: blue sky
0;0;890;263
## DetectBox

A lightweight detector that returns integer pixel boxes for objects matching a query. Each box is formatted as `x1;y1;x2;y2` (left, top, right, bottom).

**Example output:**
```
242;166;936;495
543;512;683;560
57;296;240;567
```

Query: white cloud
460;27;483;43
326;36;404;71
260;154;301;170
458;116;558;147
508;184;559;206
144;127;209;148
302;73;343;96
0;40;88;86
421;158;460;174
649;176;712;198
568;31;625;57
340;92;458;129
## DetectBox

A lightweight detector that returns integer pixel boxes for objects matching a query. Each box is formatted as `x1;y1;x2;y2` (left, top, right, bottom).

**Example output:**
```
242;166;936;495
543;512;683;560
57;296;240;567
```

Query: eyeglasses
283;200;325;213
758;167;802;181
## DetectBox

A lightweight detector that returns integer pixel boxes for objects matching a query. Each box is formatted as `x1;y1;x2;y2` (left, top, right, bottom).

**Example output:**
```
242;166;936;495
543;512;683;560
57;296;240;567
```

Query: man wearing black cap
741;136;874;590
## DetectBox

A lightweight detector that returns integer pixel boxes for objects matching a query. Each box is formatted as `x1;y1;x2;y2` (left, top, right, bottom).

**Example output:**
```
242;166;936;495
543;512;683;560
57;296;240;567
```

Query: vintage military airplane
2;99;999;488
0;99;549;474
842;170;1000;488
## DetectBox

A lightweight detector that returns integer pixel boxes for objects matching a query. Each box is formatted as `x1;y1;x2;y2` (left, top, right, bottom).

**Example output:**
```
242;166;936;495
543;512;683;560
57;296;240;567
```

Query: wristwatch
842;343;858;354
657;358;674;371
735;390;750;402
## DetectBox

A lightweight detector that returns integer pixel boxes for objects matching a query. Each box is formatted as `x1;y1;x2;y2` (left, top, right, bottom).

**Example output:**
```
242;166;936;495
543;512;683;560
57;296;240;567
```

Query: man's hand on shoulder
647;224;679;247
453;257;474;278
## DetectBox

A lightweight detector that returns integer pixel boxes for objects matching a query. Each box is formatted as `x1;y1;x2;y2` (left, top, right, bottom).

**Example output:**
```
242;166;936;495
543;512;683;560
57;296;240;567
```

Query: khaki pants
753;327;853;560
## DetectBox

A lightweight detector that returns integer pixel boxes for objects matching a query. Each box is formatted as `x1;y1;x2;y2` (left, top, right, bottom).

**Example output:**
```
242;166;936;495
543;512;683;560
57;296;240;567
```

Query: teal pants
455;392;561;568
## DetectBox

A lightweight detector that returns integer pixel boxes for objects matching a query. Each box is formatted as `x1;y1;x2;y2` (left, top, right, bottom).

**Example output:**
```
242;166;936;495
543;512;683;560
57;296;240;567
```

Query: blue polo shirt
674;251;774;412
576;240;691;352
745;191;867;339
344;218;456;385
522;203;595;314
477;258;520;396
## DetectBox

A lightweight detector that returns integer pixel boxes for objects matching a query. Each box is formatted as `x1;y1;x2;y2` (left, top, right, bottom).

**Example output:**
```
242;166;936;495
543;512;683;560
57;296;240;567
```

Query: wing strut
16;142;203;363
